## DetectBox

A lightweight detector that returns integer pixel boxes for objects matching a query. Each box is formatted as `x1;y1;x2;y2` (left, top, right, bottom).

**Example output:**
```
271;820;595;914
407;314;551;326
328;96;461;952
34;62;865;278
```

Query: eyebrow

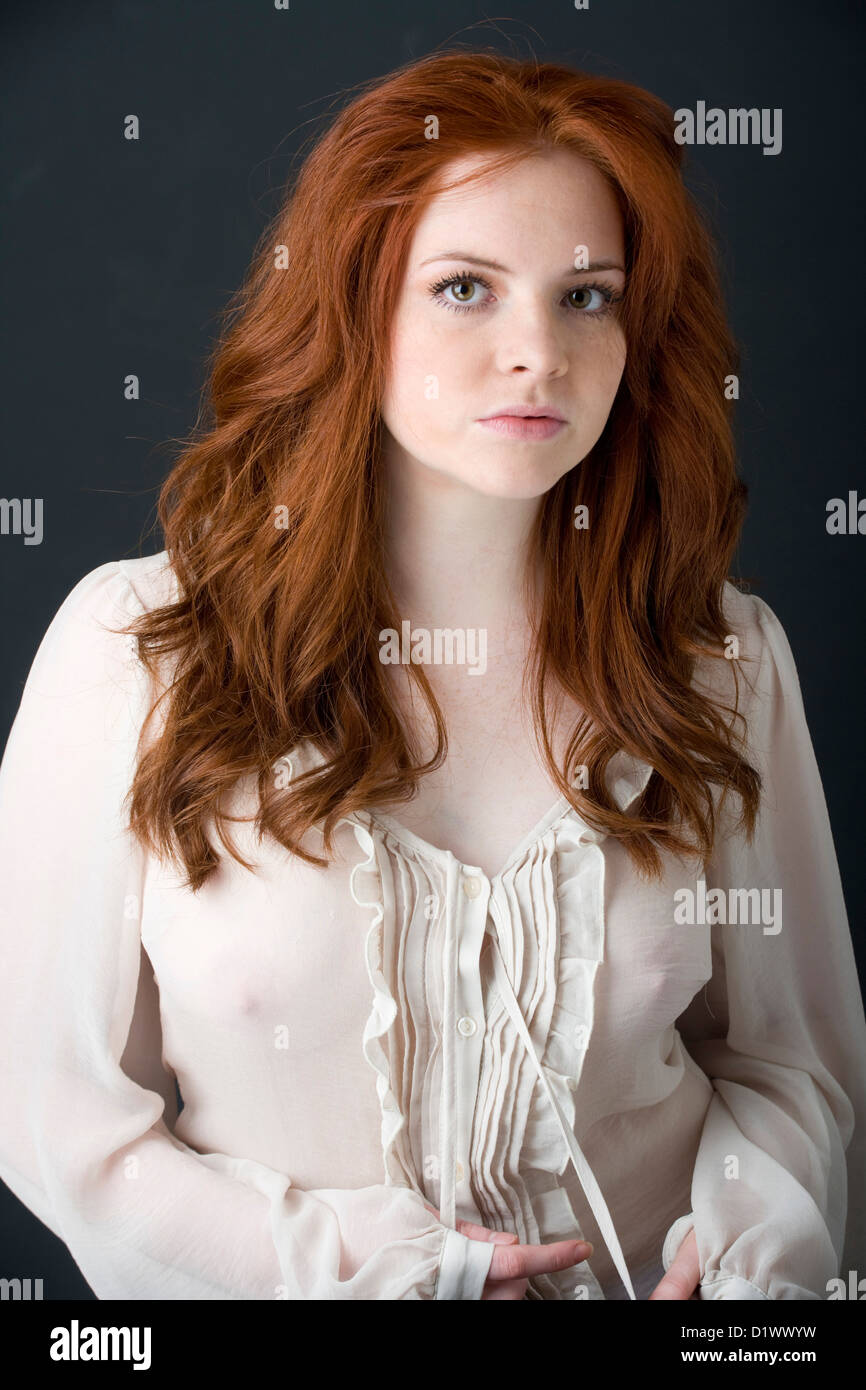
418;251;626;275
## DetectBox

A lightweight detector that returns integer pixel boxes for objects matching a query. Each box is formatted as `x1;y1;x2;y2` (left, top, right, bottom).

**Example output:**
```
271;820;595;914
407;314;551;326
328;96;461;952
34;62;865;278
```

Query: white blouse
0;551;864;1300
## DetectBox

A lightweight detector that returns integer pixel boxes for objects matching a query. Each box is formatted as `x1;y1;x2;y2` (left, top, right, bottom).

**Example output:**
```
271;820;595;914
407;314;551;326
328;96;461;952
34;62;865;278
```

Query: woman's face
380;147;627;501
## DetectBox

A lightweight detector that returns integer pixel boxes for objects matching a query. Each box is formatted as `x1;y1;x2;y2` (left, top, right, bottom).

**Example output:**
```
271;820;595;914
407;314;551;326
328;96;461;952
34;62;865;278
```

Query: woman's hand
423;1202;593;1300
647;1227;701;1300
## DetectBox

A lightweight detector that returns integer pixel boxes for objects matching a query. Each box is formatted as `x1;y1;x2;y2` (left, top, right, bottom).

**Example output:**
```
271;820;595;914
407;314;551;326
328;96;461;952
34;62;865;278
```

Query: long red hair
118;50;760;891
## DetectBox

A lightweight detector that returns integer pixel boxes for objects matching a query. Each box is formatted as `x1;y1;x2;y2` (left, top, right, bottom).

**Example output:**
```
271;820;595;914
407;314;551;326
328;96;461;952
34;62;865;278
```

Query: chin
453;459;574;501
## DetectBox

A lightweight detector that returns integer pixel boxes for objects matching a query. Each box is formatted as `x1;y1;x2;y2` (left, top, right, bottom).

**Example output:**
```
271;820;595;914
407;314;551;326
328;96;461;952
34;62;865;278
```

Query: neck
382;451;544;640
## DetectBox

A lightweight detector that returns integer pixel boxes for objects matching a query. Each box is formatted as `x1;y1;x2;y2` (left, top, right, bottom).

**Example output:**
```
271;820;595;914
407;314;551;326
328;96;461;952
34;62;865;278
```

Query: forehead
410;148;624;257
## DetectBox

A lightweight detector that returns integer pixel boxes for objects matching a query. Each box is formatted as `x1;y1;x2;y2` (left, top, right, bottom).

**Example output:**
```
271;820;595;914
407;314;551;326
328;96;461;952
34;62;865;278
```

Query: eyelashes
427;269;624;319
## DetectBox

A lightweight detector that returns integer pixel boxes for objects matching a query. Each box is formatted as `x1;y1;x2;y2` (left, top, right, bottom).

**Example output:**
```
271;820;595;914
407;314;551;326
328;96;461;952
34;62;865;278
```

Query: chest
375;660;582;877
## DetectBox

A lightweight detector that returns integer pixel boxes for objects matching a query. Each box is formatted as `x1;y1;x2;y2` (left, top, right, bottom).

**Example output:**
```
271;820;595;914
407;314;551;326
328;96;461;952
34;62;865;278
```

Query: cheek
388;321;476;423
383;349;460;447
383;327;426;421
574;327;626;411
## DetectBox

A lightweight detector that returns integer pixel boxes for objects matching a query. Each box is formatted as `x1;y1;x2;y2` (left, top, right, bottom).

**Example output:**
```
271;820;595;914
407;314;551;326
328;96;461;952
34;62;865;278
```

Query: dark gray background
1;0;863;1298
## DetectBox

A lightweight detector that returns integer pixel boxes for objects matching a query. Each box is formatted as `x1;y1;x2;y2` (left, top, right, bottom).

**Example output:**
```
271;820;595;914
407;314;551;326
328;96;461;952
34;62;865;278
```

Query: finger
648;1269;696;1300
648;1233;701;1301
648;1259;701;1300
483;1277;529;1301
456;1217;519;1245
489;1238;593;1282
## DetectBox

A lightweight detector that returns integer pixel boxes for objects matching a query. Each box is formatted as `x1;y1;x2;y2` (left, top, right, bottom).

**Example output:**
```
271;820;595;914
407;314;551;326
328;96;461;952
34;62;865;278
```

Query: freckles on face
379;147;628;500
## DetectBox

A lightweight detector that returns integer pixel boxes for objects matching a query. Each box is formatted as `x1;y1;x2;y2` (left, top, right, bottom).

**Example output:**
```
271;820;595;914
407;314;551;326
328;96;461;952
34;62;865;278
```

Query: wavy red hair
117;49;761;891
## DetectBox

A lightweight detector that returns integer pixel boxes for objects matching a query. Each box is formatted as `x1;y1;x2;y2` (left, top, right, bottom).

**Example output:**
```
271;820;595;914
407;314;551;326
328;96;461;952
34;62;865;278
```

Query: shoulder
65;550;179;621
718;580;802;697
49;550;177;630
718;579;785;653
116;550;181;615
21;551;179;699
691;581;806;762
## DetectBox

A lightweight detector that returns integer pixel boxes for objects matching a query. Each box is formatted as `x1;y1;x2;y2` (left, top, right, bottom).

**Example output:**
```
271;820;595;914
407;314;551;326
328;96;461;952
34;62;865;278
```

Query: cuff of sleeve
698;1271;771;1300
435;1227;496;1300
662;1213;696;1272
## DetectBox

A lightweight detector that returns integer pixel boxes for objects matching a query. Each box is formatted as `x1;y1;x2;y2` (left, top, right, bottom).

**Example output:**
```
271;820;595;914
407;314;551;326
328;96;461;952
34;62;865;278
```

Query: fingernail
491;1231;517;1243
575;1241;593;1257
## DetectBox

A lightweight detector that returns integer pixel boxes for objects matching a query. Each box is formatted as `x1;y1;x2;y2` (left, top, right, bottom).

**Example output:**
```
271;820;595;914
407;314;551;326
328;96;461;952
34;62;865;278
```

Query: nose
493;299;570;377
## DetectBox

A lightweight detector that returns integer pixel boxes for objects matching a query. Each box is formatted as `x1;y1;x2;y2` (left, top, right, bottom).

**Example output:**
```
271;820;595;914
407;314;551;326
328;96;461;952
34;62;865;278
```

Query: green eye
428;270;622;318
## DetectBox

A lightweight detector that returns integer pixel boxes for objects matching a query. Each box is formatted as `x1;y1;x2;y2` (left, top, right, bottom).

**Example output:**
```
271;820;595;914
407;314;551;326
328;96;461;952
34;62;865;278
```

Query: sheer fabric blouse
0;552;864;1299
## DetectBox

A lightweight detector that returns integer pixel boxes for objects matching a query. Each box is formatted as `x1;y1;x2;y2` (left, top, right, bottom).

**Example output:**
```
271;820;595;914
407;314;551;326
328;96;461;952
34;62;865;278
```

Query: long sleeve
0;560;495;1300
661;590;866;1299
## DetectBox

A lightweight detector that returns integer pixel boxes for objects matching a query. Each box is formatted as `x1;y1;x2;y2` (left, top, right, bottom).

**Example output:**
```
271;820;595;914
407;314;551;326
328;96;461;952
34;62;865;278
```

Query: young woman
1;51;864;1301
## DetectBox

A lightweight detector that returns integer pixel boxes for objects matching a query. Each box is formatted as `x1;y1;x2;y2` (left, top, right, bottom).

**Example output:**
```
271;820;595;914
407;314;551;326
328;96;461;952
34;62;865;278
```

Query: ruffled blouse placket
340;749;654;1301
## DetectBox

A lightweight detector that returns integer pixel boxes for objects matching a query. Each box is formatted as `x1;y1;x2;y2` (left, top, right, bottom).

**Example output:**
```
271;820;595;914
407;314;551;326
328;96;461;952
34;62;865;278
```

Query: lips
478;414;566;440
479;406;566;422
